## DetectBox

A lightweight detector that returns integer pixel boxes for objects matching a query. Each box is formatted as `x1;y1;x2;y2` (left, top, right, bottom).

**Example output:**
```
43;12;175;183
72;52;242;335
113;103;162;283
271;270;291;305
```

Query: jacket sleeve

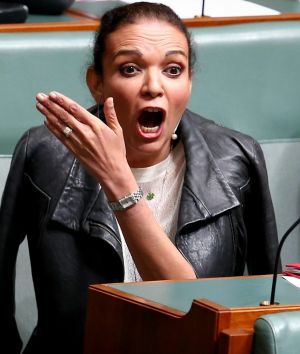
0;131;30;353
244;139;280;275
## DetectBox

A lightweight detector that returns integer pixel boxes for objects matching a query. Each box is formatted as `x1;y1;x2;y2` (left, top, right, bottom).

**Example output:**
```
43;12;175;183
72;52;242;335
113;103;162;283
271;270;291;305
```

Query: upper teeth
145;108;160;112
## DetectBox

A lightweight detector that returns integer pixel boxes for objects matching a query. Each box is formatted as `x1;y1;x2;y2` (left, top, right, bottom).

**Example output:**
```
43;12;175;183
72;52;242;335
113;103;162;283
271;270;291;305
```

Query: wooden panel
84;285;184;354
0;20;98;32
218;329;254;354
184;13;300;27
0;12;98;33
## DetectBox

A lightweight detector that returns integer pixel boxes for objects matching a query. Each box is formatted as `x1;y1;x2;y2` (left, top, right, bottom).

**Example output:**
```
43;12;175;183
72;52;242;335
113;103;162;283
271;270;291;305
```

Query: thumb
103;97;121;134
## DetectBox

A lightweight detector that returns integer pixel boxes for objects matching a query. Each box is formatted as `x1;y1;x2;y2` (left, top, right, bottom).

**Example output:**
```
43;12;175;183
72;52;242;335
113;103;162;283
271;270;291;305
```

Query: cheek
171;86;190;111
107;88;134;131
102;73;131;95
113;94;133;122
168;77;191;108
105;81;136;108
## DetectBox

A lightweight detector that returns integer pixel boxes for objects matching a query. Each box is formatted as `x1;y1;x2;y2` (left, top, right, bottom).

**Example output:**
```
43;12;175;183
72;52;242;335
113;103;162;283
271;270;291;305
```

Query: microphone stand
269;216;300;305
201;0;205;17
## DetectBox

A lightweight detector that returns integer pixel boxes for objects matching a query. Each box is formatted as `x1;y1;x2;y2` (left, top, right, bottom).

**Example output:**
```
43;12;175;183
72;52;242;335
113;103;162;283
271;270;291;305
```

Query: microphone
260;216;300;306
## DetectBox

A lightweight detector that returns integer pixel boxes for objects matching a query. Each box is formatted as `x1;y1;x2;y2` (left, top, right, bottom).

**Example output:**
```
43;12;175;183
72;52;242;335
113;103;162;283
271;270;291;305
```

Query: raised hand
36;91;137;200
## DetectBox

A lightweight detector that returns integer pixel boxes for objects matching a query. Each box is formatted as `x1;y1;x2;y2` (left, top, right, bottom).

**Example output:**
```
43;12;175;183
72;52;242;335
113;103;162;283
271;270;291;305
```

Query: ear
86;66;103;103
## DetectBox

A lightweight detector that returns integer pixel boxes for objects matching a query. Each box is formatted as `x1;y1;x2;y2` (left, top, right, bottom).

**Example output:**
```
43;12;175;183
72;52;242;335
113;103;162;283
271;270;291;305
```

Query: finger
36;98;71;136
36;99;63;129
43;117;91;162
36;93;104;161
48;91;101;128
103;97;122;134
36;92;89;139
36;92;78;126
36;100;83;148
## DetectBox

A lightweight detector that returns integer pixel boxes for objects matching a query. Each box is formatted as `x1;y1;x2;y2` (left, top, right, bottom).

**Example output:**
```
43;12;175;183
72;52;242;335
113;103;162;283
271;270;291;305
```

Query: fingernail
107;97;114;108
36;92;47;100
49;91;57;99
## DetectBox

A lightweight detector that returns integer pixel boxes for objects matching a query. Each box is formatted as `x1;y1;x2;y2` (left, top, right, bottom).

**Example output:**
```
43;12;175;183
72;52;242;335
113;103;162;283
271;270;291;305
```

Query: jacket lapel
51;159;119;240
178;110;240;231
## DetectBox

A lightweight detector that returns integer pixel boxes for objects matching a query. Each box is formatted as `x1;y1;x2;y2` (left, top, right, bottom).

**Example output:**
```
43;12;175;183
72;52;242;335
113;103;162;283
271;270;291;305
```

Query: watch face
109;187;143;210
120;196;134;209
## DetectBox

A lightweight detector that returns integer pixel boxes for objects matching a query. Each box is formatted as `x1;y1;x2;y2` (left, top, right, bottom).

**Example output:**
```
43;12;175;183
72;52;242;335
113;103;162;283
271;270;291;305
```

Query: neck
127;140;174;168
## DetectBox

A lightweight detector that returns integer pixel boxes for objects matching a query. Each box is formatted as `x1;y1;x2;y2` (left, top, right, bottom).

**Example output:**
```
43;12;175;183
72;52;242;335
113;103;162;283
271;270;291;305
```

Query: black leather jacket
0;109;278;354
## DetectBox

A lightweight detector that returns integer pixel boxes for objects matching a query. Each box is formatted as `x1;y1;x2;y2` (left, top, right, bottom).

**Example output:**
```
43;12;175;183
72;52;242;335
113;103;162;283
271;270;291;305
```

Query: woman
0;2;279;353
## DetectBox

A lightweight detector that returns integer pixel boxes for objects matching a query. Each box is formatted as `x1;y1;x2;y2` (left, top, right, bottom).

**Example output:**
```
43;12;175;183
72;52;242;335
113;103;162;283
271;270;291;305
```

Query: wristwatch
108;187;143;211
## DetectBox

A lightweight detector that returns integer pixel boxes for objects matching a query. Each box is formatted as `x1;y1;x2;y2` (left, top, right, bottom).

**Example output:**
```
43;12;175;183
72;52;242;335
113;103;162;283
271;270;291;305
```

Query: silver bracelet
108;187;143;211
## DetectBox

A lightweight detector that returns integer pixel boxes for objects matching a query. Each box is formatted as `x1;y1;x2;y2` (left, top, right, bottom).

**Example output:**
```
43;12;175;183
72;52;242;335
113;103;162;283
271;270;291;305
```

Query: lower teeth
141;126;159;133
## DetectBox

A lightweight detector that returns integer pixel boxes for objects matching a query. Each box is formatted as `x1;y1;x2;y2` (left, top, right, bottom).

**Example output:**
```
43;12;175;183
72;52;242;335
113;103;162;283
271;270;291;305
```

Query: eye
119;64;141;76
164;65;182;77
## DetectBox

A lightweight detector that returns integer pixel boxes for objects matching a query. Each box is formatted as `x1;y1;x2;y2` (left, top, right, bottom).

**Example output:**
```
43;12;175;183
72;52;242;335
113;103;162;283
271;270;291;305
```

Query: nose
141;68;163;98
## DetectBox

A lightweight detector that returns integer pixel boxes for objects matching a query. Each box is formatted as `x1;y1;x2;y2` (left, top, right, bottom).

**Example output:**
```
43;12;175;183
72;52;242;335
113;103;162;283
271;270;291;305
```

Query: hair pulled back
92;1;195;75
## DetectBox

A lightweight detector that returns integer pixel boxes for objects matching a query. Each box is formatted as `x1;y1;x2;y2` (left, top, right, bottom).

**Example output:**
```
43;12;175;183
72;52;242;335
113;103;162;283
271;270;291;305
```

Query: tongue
139;111;161;127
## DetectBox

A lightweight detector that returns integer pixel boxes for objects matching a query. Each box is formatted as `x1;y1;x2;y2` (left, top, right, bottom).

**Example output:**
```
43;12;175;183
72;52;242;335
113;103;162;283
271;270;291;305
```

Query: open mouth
138;108;164;135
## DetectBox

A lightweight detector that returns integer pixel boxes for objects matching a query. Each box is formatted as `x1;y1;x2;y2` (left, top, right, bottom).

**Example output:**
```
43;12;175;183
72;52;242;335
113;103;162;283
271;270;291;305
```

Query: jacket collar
177;110;240;231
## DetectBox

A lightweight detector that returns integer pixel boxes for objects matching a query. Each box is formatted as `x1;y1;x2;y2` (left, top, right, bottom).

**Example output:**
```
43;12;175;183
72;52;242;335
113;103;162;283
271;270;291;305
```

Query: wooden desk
69;0;300;28
84;275;300;354
2;0;300;33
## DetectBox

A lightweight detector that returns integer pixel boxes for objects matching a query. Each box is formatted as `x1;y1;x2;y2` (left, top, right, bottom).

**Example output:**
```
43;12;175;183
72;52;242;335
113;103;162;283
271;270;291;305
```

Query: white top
119;141;186;282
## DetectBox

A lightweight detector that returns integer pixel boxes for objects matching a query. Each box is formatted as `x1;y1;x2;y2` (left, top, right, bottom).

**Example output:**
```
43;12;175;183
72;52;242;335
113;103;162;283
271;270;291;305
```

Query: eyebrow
113;49;187;59
165;50;187;58
113;49;143;58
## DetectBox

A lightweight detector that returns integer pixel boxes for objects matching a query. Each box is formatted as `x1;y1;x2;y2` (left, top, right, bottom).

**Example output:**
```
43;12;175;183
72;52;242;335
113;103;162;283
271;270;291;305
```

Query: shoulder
181;110;267;193
15;124;71;162
182;109;262;161
13;125;75;186
183;109;256;144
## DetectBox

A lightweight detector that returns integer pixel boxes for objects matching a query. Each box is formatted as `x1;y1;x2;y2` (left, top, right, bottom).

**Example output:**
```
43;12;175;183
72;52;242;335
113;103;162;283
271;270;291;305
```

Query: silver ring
63;126;73;138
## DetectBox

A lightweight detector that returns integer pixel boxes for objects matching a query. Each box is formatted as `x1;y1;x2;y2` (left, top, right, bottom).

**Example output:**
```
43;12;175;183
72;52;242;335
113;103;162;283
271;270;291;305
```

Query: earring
171;121;180;140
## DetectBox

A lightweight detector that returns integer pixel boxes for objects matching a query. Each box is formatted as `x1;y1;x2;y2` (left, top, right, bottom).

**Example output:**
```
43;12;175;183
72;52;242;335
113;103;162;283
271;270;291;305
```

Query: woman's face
91;19;192;167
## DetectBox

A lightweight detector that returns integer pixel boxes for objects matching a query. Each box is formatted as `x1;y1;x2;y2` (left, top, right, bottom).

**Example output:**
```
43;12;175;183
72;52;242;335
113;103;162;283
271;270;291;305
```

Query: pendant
146;192;155;200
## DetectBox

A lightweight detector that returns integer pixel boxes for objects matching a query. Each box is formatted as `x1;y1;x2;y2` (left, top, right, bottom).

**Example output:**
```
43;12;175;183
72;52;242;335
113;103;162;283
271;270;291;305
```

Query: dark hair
92;1;195;75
